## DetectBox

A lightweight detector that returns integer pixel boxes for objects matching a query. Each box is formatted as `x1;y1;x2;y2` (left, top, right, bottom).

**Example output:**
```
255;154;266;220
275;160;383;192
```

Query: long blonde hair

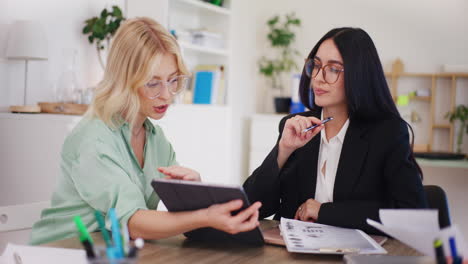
86;17;189;129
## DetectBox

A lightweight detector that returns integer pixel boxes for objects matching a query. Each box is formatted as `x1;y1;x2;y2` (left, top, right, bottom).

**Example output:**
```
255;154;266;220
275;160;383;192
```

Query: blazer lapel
333;120;369;201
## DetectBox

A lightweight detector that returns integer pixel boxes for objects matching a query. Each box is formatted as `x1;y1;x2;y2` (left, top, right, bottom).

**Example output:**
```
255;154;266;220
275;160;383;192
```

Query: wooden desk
43;221;421;264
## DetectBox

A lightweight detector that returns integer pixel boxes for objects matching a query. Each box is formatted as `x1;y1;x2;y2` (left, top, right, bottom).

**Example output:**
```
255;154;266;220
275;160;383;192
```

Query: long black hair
299;27;423;178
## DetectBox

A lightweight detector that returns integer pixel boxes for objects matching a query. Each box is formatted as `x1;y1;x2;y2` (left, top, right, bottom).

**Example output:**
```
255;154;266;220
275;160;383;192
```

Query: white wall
243;0;468;154
229;1;260;182
0;0;125;109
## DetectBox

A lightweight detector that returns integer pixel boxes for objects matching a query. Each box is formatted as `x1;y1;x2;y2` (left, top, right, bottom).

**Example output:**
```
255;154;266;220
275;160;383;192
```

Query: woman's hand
277;115;323;168
158;166;201;181
203;200;262;234
294;198;322;222
279;115;323;152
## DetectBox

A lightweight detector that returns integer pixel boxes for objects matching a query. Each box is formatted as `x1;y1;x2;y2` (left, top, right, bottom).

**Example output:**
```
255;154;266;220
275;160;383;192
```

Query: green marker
94;211;112;248
74;215;96;258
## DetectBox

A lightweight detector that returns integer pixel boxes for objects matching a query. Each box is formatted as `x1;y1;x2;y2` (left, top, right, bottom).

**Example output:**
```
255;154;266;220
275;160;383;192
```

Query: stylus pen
302;117;334;133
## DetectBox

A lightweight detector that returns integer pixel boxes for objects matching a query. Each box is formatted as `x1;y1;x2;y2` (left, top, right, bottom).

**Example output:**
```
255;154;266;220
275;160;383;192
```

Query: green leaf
100;8;108;18
82;25;90;34
267;16;279;26
85;17;98;25
112;6;123;18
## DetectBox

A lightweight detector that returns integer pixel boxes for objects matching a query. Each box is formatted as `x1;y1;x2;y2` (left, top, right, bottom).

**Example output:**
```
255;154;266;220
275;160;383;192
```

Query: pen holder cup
87;246;137;264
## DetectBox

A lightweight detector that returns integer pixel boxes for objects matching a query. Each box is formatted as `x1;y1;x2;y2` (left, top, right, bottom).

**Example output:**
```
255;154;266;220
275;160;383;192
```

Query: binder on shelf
193;71;214;104
192;65;225;105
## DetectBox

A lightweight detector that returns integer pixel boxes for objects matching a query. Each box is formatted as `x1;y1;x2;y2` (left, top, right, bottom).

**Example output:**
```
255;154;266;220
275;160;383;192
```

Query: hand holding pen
278;116;332;169
279;116;331;151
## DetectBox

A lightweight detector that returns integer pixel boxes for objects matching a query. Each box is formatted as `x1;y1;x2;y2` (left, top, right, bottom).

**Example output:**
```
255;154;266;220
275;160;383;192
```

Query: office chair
424;185;451;228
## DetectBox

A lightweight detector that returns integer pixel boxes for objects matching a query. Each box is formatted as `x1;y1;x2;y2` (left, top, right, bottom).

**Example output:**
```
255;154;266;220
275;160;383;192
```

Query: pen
449;237;463;264
109;208;124;259
318;247;359;254
74;215;96;259
94;210;112;248
434;238;447;264
302;117;333;133
121;223;130;256
128;238;144;258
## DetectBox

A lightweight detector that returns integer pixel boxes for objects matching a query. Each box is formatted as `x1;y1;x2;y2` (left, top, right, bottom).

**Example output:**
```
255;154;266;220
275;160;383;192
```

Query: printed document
280;218;387;254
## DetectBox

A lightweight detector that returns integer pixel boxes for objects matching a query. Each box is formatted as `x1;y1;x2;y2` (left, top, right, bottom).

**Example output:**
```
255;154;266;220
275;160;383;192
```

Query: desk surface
43;221;421;264
416;158;468;169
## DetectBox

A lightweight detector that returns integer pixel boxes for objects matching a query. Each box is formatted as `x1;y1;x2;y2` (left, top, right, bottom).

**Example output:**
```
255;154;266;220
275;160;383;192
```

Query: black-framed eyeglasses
143;75;191;99
305;58;344;84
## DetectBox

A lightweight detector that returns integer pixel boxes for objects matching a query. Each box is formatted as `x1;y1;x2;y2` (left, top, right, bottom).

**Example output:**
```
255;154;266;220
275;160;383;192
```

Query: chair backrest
424;185;451;228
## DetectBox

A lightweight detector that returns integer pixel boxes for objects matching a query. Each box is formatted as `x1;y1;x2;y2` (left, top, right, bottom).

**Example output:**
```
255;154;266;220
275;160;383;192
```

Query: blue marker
109;208;124;258
302;117;333;133
449;237;463;264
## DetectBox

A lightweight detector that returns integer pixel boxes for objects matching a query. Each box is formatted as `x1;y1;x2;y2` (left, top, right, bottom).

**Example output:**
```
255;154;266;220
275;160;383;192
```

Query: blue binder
193;71;213;104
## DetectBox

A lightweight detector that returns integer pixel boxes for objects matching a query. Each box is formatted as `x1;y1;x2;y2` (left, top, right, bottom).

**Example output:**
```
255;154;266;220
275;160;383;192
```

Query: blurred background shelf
179;41;229;57
174;0;231;16
386;59;468;153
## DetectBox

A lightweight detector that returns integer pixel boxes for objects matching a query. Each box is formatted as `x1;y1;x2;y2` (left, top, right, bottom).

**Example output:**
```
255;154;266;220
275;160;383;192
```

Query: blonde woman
30;17;261;245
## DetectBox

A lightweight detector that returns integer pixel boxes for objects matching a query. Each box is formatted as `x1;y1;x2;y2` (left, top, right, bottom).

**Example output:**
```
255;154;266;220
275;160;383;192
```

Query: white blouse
314;115;350;203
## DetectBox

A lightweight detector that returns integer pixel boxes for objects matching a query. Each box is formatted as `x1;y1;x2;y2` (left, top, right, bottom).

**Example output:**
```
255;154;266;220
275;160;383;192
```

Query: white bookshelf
168;0;232;94
179;41;229;57
173;0;231;16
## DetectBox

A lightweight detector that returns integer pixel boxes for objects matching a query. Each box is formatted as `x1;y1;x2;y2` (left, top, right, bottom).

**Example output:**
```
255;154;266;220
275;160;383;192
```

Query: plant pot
274;97;291;114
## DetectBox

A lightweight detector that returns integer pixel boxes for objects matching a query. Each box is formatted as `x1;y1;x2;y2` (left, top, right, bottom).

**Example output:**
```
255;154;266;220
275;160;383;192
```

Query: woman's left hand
158;166;201;181
294;199;322;222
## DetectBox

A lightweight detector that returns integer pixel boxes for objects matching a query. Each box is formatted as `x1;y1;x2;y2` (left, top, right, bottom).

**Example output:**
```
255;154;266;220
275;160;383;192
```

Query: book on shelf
192;65;226;105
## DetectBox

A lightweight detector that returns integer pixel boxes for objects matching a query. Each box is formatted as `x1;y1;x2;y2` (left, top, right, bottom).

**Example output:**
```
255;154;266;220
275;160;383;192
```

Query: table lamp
6;20;48;113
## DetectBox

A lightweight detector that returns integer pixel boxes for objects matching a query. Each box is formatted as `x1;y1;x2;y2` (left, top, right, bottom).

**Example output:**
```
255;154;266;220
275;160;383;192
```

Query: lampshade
6;20;48;61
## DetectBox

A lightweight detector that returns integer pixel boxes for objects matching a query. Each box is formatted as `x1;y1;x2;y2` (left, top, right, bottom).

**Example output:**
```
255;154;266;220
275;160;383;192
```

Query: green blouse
30;117;177;245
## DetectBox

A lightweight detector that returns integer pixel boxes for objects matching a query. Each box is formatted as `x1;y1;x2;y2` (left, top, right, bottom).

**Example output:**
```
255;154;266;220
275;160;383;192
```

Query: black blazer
243;111;428;234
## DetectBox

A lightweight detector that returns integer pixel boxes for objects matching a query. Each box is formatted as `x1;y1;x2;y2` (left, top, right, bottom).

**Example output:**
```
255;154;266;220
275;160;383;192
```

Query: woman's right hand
277;115;323;169
203;200;261;234
279;115;323;152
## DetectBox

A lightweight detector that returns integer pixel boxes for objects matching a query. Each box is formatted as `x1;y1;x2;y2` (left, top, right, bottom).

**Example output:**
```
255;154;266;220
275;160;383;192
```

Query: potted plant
82;6;125;70
445;105;468;154
258;13;301;113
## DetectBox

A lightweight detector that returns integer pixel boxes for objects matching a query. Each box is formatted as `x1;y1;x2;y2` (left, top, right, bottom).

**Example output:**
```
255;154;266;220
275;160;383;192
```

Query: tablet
151;178;264;245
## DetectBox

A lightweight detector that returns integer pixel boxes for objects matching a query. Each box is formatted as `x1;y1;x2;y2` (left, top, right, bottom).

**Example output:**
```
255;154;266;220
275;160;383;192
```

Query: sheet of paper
0;256;11;264
367;218;437;256
379;209;439;232
1;244;86;264
280;218;387;255
367;209;468;257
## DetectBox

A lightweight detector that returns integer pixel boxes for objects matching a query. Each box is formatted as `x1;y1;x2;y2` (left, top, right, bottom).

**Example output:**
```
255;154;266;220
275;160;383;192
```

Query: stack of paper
280;218;387;255
1;244;86;264
367;209;467;257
